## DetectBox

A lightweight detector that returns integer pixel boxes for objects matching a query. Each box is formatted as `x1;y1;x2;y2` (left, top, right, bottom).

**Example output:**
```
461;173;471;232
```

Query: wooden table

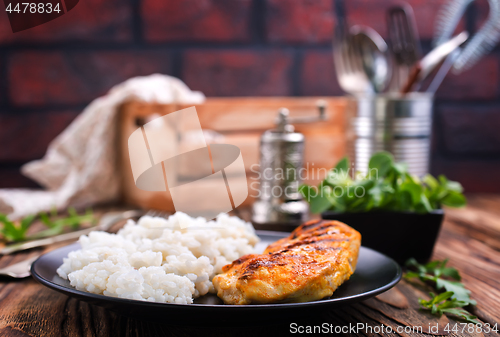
0;195;499;336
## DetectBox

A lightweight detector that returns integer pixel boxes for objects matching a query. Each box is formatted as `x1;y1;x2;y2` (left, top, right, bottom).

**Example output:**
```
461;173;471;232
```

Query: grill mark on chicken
213;220;361;305
238;245;343;280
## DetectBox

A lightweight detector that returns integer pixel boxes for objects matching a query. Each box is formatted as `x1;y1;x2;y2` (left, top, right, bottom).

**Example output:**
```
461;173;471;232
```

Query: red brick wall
0;0;499;192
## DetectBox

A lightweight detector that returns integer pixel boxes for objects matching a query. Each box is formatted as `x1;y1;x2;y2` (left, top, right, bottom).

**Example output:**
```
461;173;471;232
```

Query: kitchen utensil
347;93;434;177
426;0;471;93
31;231;402;324
434;0;473;46
333;0;370;94
434;0;500;73
0;210;143;255
400;31;468;93
333;29;375;94
425;49;461;93
0;255;39;278
252;103;327;226
333;0;389;94
454;0;500;72
387;4;421;91
350;25;391;93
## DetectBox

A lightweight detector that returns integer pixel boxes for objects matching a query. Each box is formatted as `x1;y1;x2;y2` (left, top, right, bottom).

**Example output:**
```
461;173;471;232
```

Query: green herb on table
0;208;95;243
299;151;467;214
0;214;35;242
405;258;479;324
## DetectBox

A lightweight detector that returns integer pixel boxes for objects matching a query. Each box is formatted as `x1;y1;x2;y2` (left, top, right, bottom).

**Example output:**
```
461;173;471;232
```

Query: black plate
31;230;401;324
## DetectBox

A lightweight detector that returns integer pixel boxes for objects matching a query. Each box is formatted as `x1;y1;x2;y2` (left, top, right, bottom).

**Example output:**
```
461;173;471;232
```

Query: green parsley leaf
300;152;467;214
299;185;332;214
406;258;479;324
368;151;394;177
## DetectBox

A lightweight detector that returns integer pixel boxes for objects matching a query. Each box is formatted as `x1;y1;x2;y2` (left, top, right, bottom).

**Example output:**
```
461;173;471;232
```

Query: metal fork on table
0;210;143;255
0;210;143;279
0;256;39;278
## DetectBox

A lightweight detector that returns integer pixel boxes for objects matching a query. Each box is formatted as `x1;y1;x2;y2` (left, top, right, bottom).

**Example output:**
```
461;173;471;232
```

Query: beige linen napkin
0;74;205;220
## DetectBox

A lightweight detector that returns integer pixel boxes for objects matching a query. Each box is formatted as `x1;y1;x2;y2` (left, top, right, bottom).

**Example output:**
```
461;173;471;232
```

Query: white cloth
0;74;205;219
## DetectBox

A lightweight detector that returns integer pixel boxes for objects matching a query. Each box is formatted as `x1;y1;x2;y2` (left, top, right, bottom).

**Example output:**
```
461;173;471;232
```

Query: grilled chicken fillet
213;219;361;305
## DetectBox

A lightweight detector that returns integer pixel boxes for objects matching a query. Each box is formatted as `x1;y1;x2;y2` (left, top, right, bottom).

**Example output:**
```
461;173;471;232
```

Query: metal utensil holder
347;93;434;177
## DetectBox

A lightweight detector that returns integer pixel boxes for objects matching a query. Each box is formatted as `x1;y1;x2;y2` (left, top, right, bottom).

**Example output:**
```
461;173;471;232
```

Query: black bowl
321;210;444;265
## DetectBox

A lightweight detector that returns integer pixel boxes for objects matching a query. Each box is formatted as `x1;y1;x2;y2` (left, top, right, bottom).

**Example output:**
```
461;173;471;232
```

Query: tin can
347;93;434;176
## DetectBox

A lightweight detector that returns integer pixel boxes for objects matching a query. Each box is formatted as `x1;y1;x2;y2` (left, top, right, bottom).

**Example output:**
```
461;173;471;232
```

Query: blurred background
0;0;499;192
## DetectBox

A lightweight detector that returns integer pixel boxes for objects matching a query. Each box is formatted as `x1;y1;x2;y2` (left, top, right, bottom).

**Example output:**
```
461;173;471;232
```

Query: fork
0;210;143;255
333;30;375;94
0;256;39;278
0;210;144;279
333;0;374;94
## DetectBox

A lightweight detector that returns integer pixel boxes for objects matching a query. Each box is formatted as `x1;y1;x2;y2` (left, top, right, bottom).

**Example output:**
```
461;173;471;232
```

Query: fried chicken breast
213;219;361;305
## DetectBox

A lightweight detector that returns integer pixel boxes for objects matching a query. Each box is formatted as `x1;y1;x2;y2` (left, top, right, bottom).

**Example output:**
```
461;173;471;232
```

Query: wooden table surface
0;195;499;336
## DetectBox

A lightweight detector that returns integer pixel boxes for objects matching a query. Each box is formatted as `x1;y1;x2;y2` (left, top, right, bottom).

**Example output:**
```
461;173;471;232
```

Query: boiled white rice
57;212;259;304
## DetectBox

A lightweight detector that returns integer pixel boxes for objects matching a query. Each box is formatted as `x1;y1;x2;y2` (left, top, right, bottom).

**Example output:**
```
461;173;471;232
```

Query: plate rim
31;230;402;310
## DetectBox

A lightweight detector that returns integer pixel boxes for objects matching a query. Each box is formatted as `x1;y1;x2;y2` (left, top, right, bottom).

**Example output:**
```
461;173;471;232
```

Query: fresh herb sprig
0;214;35;242
405;258;479;324
0;208;95;243
300;152;466;214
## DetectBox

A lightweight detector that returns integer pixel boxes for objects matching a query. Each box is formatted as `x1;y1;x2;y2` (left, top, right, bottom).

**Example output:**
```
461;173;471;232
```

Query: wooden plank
443;200;500;251
1;197;500;336
431;197;500;325
182;97;347;132
433;222;500;325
